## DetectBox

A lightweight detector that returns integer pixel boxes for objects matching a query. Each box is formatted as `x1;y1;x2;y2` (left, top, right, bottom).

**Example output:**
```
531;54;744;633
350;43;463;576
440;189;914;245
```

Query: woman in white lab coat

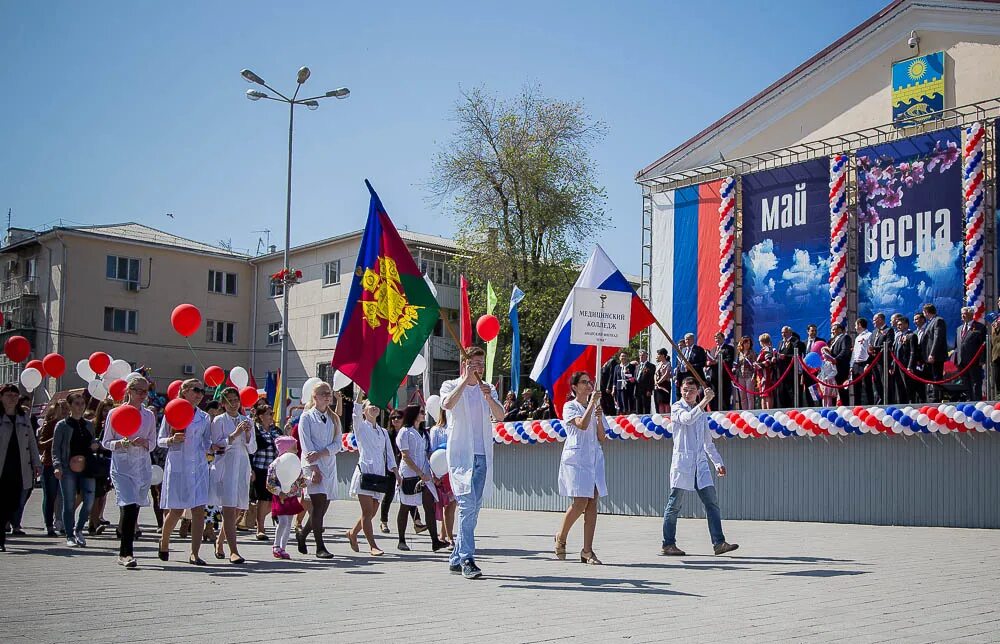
103;377;157;569
345;399;400;557
295;382;341;559
555;371;608;565
395;404;446;552
211;387;256;564
157;379;225;565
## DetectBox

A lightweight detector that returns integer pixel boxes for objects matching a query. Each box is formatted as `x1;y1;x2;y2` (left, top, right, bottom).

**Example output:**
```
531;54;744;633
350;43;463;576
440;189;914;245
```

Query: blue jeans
450;454;487;566
60;471;95;536
662;484;725;547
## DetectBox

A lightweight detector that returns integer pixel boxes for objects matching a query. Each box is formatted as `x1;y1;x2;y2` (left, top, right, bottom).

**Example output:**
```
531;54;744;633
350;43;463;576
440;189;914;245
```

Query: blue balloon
804;352;823;369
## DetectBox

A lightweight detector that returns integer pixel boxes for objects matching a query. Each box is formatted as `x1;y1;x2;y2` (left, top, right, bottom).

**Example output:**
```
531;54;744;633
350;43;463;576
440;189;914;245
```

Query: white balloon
20;367;42;392
332;370;352;391
230;366;249;389
300;376;322;403
76;359;96;382
105;359;132;381
425;394;442;421
407;353;427;376
274;452;303;492
88;379;108;399
429;448;449;477
150;465;164;486
125;371;143;383
651;413;664;426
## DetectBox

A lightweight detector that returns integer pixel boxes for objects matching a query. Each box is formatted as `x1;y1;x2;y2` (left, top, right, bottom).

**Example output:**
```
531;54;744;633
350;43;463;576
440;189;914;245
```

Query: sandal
370;547;384;557
580;550;602;565
229;554;246;564
554;535;567;560
379;521;390;534
346;530;360;553
214;549;226;560
255;532;268;541
188;555;207;566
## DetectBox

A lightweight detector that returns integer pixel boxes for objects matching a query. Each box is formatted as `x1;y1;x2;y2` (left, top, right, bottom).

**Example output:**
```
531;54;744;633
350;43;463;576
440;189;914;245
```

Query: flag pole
440;314;482;384
652;317;709;389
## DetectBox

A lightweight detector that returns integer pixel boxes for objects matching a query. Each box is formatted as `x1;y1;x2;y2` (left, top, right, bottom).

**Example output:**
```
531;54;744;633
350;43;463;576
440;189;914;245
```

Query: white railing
0;278;37;301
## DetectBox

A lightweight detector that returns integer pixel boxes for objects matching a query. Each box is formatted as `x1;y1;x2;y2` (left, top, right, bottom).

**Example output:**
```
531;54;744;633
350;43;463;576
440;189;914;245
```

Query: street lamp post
242;67;349;428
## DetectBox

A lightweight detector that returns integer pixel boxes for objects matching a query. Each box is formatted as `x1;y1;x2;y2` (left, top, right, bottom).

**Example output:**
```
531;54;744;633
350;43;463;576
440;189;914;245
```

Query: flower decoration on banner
492;402;1000;445
963;121;986;320
829;153;849;328
717;176;736;344
857;139;960;228
270;268;303;286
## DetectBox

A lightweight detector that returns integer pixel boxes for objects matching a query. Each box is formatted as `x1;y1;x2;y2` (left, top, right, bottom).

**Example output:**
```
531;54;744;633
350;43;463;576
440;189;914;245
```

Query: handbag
358;425;396;494
400;476;423;495
84;452;112;479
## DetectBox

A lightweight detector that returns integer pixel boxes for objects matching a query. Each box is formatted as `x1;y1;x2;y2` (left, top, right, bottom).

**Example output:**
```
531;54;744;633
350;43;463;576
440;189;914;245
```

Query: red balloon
476;314;501;342
171;303;202;338
26;359;46;378
108;379;128;402
89;352;111;375
42;353;66;378
204;365;225;388
110;405;142;438
167;379;183;400
239;386;259;408
165;398;195;430
4;336;30;363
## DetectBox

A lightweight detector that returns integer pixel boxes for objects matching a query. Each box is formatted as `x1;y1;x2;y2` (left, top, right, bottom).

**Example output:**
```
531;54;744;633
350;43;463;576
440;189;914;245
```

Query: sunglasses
390;416;402;421
190;387;205;394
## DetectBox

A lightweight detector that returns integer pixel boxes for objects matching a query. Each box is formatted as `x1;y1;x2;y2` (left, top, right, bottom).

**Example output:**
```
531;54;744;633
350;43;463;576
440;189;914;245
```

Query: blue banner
509;285;525;395
856;127;963;330
741;158;831;343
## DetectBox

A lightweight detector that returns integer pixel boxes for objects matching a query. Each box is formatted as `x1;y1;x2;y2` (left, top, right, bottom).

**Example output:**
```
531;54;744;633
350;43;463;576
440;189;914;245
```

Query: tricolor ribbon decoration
963;122;986;321
717;176;737;344
828;153;848;328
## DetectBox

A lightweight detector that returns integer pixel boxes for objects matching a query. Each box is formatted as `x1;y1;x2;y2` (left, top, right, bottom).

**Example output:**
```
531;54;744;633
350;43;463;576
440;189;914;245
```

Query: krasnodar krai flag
530;244;655;417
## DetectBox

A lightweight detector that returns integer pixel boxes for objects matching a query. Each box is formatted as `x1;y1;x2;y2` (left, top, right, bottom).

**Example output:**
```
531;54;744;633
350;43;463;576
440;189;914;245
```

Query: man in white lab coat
661;377;739;556
441;346;506;579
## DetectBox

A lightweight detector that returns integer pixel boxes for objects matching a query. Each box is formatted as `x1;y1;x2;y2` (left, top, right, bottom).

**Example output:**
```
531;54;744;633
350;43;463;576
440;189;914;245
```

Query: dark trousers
852;364;874;405
0;482;23;548
397;487;439;544
871;360;889;404
41;465;59;530
927;361;944;402
635;390;652;415
379;485;418;524
963;365;984;402
836;368;851;406
119;503;140;557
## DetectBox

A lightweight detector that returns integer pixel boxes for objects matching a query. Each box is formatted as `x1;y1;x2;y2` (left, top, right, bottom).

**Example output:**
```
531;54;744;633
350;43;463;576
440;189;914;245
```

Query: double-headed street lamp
242;66;349;427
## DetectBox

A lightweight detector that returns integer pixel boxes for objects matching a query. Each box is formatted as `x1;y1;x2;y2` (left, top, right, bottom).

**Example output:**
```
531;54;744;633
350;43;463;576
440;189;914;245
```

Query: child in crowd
266;436;306;559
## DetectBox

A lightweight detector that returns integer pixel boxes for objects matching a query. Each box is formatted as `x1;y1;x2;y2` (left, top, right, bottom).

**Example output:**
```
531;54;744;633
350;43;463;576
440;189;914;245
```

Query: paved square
2;499;998;643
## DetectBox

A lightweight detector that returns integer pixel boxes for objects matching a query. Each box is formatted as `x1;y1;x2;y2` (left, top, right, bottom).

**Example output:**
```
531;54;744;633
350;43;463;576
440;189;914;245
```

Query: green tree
429;85;608;388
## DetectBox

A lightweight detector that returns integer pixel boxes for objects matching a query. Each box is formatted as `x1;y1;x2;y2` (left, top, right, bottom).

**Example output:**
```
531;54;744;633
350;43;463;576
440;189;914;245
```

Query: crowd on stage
604;300;1000;415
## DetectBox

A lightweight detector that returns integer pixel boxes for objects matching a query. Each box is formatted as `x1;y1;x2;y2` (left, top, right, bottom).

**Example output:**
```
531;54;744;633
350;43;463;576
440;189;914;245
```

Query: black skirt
250;467;272;503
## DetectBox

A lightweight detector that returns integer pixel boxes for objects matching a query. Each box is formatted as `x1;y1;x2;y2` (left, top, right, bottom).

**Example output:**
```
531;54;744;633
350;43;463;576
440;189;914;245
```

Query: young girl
266;436;306;559
211;387;256;564
346;399;400;557
395;404;446;552
428;409;454;547
296;383;342;559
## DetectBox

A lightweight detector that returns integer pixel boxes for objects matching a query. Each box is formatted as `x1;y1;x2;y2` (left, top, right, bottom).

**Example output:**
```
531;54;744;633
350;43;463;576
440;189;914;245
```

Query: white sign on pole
570;288;632;347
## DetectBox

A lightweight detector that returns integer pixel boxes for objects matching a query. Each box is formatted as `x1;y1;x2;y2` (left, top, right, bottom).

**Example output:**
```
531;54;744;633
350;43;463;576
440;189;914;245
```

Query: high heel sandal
580;550;602;565
554;535;567;560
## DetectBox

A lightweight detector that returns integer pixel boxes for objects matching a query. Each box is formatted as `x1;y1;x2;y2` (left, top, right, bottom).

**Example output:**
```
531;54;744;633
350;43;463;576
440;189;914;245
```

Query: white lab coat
211;412;256;509
158;408;215;509
103;405;157;507
442;378;500;500
348;403;396;501
298;407;341;498
668;399;725;491
559;400;608;498
396;425;438;505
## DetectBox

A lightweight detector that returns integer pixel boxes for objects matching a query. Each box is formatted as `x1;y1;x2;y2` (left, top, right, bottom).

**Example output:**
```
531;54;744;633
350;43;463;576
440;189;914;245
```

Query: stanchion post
883;347;890;405
717;354;724;411
986;331;993;400
793;347;800;408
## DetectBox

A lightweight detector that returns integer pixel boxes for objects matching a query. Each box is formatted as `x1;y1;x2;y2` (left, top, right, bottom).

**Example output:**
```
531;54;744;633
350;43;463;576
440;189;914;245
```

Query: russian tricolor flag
531;245;655;417
650;181;722;350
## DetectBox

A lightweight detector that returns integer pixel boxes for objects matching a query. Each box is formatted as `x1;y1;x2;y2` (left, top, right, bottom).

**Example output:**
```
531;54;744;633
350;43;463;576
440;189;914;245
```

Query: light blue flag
509;285;526;396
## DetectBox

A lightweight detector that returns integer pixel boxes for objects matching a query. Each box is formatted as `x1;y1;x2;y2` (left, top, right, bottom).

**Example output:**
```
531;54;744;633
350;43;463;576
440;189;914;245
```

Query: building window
208;270;238;295
269;281;284;298
323;260;341;286
316;362;332;383
419;251;457;287
206;320;236;344
106;255;140;283
104;307;137;334
321;312;340;338
266;321;281;346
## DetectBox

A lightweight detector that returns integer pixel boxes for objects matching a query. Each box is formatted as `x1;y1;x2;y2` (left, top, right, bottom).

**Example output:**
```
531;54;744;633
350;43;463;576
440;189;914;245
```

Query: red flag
460;274;472;348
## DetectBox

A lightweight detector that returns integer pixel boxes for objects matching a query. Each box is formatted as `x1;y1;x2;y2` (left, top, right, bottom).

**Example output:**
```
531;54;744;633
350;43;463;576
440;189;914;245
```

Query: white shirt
851;330;871;364
441;377;500;499
668;399;724;491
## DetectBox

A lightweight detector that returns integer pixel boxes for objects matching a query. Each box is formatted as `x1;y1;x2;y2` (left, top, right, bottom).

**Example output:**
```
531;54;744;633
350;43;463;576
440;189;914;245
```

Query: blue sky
0;0;886;275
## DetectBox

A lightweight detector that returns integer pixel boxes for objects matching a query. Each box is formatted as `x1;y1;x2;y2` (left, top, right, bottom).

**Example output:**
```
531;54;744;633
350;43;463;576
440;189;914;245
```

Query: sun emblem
907;59;927;81
359;256;424;344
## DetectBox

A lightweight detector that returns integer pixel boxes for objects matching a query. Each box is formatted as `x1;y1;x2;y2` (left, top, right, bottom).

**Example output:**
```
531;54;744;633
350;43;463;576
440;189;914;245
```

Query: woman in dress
0;383;41;552
734;336;757;411
345;399;400;557
554;371;608;565
295;382;341;559
250;401;281;540
756;333;777;410
211;387;256;564
103;376;156;569
654;348;673;413
53;392;100;548
157;379;224;565
395;404;446;552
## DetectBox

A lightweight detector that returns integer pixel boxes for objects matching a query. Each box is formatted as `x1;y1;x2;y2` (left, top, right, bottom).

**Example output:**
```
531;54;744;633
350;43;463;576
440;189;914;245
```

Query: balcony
0;277;39;303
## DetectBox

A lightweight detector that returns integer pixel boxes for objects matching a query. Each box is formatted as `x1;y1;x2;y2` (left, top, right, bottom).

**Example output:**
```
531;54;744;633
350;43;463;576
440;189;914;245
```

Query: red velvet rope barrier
796;352;883;389
723;359;795;397
887;343;985;385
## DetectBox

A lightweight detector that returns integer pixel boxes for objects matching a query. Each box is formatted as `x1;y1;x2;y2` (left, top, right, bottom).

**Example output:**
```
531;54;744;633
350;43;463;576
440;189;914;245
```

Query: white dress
298;407;341;498
211;412;257;509
103;405;157;507
158;408;216;509
348;403;397;501
396;425;438;506
558;400;608;498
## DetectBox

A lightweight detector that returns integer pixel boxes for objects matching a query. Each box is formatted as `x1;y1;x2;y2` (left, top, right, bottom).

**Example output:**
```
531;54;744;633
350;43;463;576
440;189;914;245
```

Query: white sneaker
65;537;77;547
74;531;86;547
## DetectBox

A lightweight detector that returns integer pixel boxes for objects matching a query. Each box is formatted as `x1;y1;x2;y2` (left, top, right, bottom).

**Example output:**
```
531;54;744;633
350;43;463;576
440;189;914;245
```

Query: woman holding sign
554;371;607;565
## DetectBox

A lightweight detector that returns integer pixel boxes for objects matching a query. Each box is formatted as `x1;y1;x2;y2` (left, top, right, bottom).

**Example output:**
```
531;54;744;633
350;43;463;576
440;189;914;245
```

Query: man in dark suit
954;306;987;401
674;333;707;397
633;350;656;414
889;315;922;404
922;303;948;402
600;355;618;416
912;312;930;403
706;332;735;411
775;327;798;407
824;323;853;406
612;352;636;414
868;312;894;405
